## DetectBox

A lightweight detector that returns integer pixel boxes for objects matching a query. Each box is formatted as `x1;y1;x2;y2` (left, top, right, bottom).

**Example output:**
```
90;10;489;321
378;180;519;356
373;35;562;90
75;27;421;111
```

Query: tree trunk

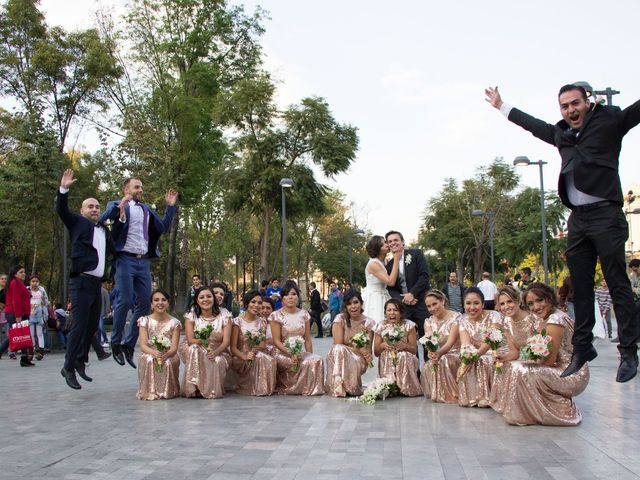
259;207;272;281
165;208;180;303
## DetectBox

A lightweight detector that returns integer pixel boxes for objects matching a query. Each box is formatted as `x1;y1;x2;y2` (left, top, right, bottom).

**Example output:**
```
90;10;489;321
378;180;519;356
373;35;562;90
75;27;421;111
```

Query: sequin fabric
268;309;325;396
180;310;231;399
420;311;462;404
325;313;376;397
374;319;422;397
230;316;277;396
136;315;182;401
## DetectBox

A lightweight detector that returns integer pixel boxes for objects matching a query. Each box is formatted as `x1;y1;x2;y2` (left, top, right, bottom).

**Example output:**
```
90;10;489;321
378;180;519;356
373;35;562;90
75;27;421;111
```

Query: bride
362;235;401;324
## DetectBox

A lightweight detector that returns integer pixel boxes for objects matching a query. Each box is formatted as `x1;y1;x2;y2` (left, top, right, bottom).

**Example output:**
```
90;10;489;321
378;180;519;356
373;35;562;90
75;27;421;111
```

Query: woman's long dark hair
193;286;220;317
341;289;364;328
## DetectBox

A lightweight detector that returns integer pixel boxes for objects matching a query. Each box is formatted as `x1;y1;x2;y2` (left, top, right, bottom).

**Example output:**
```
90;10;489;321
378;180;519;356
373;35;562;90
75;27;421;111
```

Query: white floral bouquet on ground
351;331;373;368
284;335;305;372
150;335;172;372
483;326;504;373
244;328;266;367
521;329;553;361
359;377;399;405
419;331;442;372
381;324;406;366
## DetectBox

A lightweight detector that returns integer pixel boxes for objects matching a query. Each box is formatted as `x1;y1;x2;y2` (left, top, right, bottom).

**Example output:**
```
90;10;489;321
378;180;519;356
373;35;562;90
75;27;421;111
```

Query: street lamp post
514;156;549;284
279;178;294;281
471;209;495;282
349;229;365;284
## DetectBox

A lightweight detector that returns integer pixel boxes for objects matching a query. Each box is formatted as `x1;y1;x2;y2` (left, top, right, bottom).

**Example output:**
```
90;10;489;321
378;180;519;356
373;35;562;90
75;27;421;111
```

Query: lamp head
513;156;531;167
279;178;294;188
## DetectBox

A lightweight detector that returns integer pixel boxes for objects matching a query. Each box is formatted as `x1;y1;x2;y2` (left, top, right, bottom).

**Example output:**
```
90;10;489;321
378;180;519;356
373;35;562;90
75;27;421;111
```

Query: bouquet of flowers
284;335;305;372
521;329;553;361
381;324;406;366
351;331;373;368
457;344;480;381
244;327;266;366
150;335;172;372
194;324;214;354
419;330;442;371
359;377;399;405
483;326;504;373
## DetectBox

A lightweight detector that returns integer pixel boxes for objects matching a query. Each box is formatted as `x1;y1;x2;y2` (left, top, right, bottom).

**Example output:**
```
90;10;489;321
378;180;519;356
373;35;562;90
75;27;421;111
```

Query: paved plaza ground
1;336;639;480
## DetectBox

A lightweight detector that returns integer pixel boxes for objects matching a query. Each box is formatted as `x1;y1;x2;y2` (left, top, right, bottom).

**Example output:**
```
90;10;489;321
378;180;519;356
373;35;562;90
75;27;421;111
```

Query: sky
36;0;640;244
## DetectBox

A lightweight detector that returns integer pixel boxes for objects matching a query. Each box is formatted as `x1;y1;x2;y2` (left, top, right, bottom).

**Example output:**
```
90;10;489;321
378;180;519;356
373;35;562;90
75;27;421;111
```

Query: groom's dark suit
386;248;430;338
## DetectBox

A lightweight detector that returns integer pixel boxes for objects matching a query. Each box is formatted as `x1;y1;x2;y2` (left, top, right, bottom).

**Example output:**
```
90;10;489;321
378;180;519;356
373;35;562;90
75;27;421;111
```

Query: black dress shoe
616;354;639;383
610;337;620;343
61;368;81;390
111;342;125;366
123;345;136;369
560;346;597;378
74;361;93;382
98;352;112;361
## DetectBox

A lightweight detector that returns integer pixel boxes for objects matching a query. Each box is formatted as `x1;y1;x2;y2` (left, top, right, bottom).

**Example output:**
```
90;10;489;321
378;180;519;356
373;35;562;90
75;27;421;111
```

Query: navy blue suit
56;190;111;371
99;200;176;348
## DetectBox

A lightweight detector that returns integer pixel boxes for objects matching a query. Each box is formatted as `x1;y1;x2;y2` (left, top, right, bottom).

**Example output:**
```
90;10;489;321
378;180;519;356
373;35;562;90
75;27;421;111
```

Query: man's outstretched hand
484;86;503;109
60;169;77;189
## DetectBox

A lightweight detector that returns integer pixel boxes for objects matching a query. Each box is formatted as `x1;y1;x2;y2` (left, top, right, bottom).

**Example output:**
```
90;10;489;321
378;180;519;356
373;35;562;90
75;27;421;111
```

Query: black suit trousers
566;206;639;355
65;275;102;370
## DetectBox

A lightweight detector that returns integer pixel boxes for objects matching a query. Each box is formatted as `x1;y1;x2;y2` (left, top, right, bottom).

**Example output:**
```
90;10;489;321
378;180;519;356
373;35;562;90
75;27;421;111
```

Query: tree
217;74;359;280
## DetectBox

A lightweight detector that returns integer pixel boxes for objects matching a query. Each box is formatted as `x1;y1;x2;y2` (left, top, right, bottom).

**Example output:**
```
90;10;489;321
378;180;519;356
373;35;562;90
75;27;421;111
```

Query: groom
385;231;430;341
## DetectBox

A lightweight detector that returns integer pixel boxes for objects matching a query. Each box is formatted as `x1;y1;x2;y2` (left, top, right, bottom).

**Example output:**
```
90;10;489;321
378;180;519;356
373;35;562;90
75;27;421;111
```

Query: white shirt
477;279;498;301
499;103;605;206
122;200;148;255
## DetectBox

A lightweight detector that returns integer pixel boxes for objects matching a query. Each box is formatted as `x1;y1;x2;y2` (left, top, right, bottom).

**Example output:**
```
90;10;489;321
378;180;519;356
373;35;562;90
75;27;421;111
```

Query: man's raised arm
485;86;557;146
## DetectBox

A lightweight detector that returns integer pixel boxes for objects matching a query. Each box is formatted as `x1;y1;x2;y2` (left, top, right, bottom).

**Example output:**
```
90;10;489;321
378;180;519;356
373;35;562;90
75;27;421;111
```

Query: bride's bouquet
359;378;399;405
520;329;553;361
419;331;442;372
150;335;172;372
284;336;305;372
381;324;406;366
483;326;504;373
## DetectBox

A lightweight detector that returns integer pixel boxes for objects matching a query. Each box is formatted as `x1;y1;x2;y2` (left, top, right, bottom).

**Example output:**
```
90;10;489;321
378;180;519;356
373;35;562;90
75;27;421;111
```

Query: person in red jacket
0;265;34;366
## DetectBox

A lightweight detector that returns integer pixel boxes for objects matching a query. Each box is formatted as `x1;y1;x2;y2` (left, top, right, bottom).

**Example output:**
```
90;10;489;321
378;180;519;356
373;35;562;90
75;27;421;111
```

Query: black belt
572;200;618;213
120;251;148;259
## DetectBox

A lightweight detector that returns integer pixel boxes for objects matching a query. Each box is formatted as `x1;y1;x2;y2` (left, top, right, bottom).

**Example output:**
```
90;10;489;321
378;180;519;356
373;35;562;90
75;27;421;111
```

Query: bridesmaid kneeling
137;289;182;400
373;299;422;397
325;290;375;397
420;289;461;403
269;283;324;396
501;283;589;426
458;287;504;407
181;286;232;399
230;290;277;396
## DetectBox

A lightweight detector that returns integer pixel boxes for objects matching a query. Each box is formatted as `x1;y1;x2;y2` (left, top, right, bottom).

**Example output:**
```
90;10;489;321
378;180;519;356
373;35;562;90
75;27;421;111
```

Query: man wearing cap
485;84;640;383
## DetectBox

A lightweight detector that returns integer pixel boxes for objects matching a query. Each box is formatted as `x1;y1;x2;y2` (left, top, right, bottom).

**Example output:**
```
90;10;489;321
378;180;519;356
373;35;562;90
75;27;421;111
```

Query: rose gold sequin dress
230;316;277;396
325;313;376;397
501;310;589;426
136;316;182;400
375;319;422;397
489;313;536;413
457;310;503;407
420;311;461;403
269;309;324;396
180;311;231;399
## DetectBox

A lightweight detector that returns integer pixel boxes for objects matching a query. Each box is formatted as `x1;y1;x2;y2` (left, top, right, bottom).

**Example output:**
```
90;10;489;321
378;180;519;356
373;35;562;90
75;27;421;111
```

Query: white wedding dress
362;258;391;325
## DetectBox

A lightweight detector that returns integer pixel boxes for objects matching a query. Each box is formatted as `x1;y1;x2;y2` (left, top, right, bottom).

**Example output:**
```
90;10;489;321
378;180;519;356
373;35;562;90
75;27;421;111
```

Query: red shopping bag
9;324;34;352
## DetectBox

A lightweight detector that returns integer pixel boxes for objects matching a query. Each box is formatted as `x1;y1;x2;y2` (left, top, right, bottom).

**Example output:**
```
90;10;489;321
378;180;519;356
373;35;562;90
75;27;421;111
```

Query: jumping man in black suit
385;230;430;351
56;169;111;390
485;84;640;382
